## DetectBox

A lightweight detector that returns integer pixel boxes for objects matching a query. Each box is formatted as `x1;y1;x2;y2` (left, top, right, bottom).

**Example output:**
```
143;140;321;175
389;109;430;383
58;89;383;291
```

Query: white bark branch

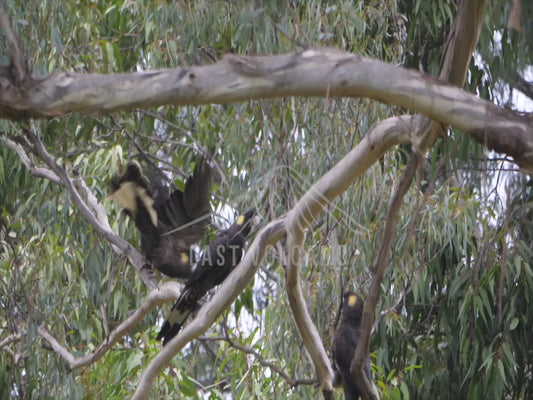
283;116;413;397
132;116;413;399
0;332;22;351
132;219;286;400
0;137;61;184
21;123;157;290
38;282;181;371
0;47;531;170
353;3;489;398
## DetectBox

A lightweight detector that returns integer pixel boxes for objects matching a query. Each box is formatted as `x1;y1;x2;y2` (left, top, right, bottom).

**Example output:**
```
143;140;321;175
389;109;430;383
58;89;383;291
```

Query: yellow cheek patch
348;294;358;307
180;253;189;264
237;215;246;225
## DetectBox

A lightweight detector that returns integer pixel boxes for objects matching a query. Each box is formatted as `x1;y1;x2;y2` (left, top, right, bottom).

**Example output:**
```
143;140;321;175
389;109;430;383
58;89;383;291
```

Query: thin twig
196;322;318;388
498;185;511;324
140;109;228;185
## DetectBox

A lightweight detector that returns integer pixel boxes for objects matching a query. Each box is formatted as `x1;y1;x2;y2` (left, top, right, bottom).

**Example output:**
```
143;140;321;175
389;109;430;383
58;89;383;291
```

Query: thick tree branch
282;117;413;398
439;0;486;86
0;43;530;171
133;219;286;400
351;2;489;398
38;282;181;371
354;150;423;399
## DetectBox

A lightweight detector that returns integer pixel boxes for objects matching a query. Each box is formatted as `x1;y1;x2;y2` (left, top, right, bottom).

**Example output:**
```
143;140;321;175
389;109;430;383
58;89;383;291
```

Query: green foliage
1;0;532;399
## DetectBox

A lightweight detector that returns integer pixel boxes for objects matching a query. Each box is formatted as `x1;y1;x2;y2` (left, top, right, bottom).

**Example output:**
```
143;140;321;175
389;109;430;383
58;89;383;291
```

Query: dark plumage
110;158;212;279
332;292;371;400
156;209;257;345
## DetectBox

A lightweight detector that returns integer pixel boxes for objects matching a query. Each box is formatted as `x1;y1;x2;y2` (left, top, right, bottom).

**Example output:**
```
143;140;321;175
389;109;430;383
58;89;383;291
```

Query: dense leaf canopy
0;1;532;399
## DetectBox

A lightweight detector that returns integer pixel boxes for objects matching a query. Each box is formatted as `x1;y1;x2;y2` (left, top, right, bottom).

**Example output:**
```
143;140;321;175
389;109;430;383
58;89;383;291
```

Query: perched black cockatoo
333;292;371;400
156;209;257;345
110;158;212;279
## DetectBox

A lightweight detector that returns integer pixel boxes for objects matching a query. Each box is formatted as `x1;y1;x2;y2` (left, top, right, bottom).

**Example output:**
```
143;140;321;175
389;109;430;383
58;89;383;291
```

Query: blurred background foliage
0;0;532;399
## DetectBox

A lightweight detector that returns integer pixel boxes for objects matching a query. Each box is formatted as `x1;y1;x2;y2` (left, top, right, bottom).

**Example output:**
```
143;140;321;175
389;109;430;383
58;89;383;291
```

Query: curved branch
352;3;489;398
0;136;61;184
24;123;157;290
38;282;181;370
0;47;530;171
132;218;286;400
439;0;486;86
283;116;413;398
286;226;330;392
356;151;423;399
2;128;156;289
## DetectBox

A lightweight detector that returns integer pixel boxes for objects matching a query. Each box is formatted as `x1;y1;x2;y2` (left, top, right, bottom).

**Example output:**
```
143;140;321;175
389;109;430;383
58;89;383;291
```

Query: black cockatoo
110;158;212;279
333;292;371;400
156;209;256;345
